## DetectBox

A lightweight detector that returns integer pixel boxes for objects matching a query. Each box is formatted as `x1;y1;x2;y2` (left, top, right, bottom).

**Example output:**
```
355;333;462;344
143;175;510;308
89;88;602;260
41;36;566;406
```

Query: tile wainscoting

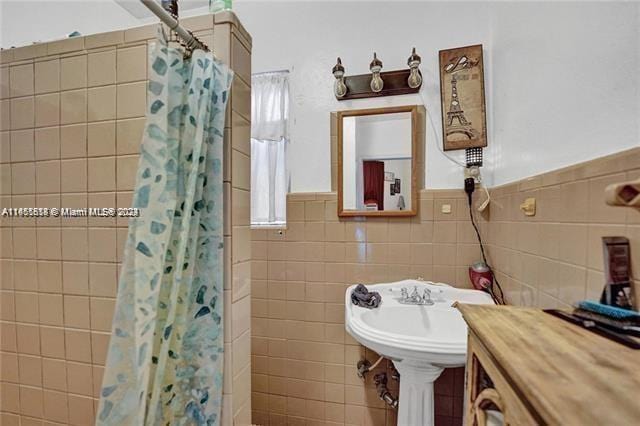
486;147;640;308
250;146;640;425
251;189;483;426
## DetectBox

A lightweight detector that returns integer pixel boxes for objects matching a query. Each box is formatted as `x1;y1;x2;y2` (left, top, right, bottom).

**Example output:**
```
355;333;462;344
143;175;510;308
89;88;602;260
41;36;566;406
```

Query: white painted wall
3;1;637;190
0;0;141;48
234;1;491;192
382;159;411;211
0;0;211;49
489;1;640;185
356;113;412;160
235;1;640;190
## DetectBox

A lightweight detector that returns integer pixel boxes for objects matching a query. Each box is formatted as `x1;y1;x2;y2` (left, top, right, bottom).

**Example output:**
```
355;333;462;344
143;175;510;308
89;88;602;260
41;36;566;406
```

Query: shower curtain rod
140;0;208;52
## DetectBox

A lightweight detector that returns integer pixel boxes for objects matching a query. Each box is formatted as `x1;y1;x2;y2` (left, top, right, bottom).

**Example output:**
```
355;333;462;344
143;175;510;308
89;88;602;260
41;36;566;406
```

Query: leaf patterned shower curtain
97;30;233;426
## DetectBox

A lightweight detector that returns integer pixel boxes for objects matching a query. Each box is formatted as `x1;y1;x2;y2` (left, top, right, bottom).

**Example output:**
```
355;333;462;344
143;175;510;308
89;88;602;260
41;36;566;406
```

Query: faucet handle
400;287;408;300
422;288;432;301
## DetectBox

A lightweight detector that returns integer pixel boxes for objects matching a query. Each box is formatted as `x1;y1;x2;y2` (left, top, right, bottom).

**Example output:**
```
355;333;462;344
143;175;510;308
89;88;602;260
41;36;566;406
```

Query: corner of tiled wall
0;11;253;426
211;13;254;426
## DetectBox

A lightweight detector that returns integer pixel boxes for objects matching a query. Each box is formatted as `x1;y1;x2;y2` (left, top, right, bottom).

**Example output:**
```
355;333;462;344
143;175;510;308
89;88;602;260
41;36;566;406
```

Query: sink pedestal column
394;362;444;426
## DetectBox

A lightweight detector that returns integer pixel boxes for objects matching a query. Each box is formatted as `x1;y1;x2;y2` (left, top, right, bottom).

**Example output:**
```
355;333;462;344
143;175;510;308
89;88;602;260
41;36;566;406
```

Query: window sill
251;223;287;230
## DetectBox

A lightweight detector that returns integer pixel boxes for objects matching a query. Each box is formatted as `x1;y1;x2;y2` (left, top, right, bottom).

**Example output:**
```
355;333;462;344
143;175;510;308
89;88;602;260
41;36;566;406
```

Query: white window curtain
251;71;289;226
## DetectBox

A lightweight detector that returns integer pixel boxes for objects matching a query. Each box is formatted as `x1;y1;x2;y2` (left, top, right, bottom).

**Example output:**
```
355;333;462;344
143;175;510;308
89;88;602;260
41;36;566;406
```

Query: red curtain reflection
363;160;384;210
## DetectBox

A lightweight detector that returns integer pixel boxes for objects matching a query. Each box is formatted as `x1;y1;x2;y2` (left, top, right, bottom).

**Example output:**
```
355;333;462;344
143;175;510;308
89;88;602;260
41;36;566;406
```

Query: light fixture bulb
407;47;422;89
369;52;384;93
332;57;348;98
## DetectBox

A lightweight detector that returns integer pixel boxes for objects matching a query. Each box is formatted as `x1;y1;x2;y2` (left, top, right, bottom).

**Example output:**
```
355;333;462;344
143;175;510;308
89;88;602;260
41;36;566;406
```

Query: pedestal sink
345;279;494;426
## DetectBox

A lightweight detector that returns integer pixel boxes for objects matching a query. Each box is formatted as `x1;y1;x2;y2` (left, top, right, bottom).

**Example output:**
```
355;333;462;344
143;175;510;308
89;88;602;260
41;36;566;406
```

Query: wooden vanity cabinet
457;304;640;426
465;330;539;425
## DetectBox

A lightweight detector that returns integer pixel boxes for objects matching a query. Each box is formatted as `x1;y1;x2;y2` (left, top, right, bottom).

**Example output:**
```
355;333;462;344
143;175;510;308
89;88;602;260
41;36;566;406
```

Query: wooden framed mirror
337;105;419;217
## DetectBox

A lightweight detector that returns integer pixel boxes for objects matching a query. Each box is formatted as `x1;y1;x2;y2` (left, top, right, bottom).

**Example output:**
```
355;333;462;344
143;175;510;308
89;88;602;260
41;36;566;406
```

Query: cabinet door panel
466;331;540;426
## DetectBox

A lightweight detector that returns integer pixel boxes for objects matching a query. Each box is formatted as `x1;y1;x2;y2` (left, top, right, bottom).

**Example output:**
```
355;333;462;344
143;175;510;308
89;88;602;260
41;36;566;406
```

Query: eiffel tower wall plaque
439;44;487;151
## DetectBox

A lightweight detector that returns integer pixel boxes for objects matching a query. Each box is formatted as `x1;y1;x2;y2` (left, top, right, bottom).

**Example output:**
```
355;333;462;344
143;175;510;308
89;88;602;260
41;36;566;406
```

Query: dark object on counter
351;284;381;309
573;308;640;337
600;237;634;309
544;309;640;350
573;300;640;337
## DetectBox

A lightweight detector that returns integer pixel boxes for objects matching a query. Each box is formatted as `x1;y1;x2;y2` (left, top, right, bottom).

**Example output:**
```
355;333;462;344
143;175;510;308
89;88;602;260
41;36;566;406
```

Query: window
250;71;289;227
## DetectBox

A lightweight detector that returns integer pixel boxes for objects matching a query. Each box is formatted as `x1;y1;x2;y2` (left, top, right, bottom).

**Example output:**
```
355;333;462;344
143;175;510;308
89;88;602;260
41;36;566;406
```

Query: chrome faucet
410;286;420;302
401;287;408;300
423;288;432;303
399;286;434;305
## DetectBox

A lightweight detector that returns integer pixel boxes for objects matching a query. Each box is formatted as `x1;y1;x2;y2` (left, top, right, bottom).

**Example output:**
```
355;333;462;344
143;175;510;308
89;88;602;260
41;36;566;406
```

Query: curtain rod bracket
140;0;210;55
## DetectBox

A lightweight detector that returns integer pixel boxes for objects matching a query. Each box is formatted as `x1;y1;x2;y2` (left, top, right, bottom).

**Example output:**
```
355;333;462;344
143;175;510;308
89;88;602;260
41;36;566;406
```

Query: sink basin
345;279;494;426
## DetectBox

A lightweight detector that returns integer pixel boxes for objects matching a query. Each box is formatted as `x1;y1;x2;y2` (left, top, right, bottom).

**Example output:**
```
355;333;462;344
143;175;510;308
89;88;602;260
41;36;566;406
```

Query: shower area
0;10;252;426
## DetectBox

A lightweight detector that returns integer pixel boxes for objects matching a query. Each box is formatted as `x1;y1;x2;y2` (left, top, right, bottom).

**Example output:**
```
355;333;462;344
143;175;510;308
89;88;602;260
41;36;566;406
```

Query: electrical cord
465;180;505;305
418;90;502;302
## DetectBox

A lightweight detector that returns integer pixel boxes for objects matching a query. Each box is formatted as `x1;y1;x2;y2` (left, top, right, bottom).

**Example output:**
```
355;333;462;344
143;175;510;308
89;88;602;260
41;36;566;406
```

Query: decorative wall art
439;44;487;151
385;172;395;182
390;183;396;196
394;178;401;194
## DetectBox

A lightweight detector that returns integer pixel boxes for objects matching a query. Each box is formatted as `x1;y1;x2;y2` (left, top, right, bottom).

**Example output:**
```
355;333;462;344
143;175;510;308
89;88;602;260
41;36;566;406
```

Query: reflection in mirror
339;106;416;217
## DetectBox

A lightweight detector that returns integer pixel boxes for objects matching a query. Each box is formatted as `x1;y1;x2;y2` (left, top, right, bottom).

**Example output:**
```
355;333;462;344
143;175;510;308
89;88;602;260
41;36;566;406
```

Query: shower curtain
97;30;233;426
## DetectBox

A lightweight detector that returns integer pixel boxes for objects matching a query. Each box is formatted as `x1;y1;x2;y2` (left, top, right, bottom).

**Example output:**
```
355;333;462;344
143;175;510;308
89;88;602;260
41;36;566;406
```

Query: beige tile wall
0;11;252;426
485;146;640;309
224;13;254;426
251;189;484;426
250;147;640;426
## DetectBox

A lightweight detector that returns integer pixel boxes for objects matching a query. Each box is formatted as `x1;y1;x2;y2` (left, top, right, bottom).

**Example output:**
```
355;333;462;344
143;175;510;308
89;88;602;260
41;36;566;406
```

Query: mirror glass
340;108;415;216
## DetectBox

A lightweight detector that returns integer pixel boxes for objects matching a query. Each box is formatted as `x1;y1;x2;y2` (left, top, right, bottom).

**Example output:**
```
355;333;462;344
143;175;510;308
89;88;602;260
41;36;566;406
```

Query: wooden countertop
457;304;640;425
